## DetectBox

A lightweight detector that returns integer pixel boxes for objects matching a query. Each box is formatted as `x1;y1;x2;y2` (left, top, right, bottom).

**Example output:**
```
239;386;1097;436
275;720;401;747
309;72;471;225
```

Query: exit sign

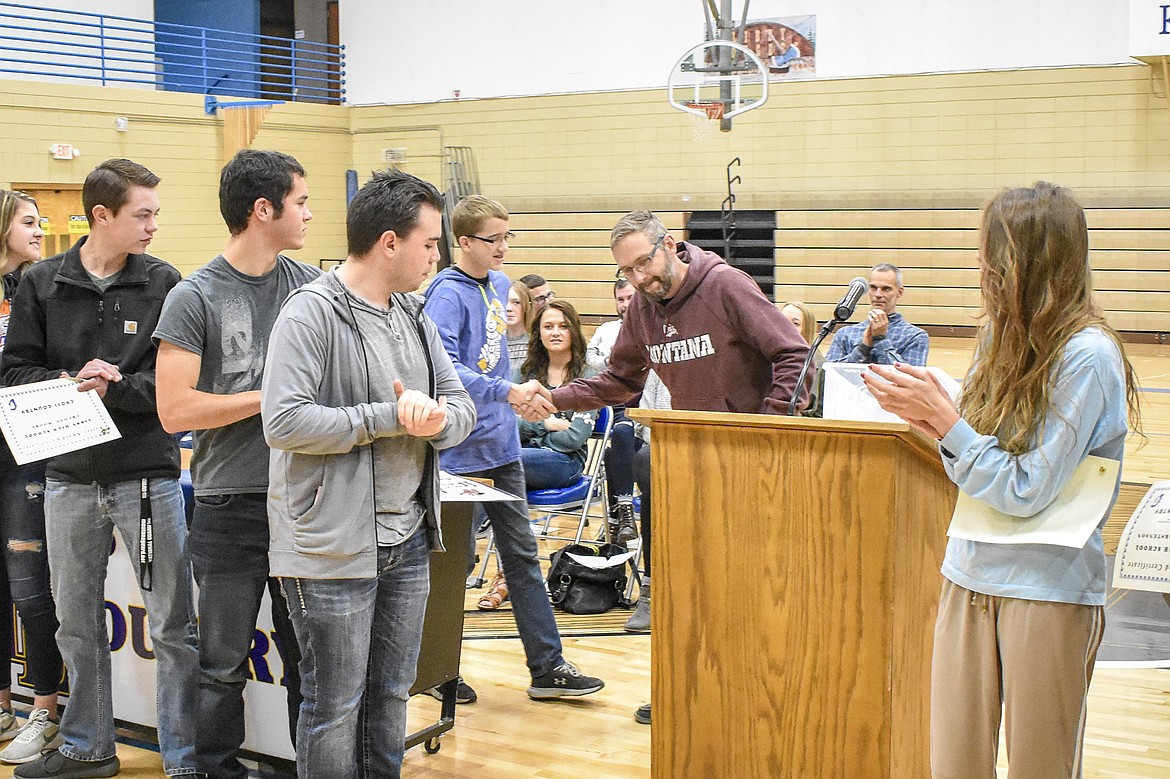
50;143;77;160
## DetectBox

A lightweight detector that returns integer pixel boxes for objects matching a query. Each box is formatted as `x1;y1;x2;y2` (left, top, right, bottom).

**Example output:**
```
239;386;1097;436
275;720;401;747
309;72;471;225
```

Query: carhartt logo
124;321;138;334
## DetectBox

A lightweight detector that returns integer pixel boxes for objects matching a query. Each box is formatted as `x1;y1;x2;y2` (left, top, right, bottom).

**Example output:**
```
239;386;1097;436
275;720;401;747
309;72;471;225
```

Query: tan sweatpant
930;580;1105;779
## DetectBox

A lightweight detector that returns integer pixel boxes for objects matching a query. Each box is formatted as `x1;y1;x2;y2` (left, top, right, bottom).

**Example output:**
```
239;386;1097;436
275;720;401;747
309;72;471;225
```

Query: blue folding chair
474;407;614;586
527;406;614;543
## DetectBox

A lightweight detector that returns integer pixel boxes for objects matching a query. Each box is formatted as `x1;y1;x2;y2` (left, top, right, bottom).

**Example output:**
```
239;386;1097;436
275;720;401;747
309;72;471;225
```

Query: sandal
477;571;509;610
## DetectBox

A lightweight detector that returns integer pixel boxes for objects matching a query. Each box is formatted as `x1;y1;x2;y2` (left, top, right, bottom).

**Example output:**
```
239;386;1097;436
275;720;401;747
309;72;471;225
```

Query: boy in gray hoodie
261;170;475;779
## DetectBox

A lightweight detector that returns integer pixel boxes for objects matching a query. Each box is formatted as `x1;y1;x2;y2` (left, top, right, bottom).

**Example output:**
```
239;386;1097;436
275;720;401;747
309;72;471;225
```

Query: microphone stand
787;317;846;416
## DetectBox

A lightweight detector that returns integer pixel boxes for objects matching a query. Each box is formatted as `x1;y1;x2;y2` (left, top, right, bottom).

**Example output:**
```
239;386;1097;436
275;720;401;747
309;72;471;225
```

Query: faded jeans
280;527;430;779
46;477;199;776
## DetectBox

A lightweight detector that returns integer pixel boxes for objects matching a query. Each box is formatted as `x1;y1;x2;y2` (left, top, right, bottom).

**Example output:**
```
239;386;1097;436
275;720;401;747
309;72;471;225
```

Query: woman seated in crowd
505;280;535;367
478;300;597;612
782;300;824;416
515;299;598;490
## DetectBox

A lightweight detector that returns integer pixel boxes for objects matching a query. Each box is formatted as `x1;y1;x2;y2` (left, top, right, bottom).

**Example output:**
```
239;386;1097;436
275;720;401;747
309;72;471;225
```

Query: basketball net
686;101;724;141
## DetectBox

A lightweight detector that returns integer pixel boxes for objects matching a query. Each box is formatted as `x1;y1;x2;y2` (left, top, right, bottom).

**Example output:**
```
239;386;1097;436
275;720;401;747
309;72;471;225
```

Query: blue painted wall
154;0;263;98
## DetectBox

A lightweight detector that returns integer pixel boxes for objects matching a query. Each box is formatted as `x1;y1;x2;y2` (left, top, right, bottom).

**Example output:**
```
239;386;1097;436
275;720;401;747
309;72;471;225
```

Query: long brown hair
960;182;1141;454
521;299;587;385
0;190;38;276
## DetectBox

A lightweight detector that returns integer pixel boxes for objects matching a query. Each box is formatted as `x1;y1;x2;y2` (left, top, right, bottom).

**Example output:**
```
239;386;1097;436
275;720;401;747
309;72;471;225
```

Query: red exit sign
50;143;77;160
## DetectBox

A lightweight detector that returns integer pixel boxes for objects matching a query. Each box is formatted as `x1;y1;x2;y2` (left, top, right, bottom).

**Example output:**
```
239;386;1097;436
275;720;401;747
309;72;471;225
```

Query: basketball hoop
684;100;725;141
668;39;768;137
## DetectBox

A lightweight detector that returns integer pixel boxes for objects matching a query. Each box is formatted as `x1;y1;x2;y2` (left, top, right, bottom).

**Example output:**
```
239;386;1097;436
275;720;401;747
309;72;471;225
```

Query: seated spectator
782;301;825;416
506;280;536;366
520;273;555;308
592;278;641;543
515;300;598;489
825;263;929;366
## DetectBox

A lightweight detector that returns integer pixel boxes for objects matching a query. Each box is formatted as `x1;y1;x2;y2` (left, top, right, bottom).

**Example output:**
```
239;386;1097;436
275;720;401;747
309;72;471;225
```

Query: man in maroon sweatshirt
519;210;809;725
523;210;809;417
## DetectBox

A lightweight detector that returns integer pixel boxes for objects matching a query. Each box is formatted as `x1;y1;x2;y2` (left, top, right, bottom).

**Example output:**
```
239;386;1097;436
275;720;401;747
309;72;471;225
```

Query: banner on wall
1129;0;1170;58
735;15;816;78
10;534;295;761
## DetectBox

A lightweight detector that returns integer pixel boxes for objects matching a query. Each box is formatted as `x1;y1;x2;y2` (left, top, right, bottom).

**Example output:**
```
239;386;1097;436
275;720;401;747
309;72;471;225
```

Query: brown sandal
477;572;509;610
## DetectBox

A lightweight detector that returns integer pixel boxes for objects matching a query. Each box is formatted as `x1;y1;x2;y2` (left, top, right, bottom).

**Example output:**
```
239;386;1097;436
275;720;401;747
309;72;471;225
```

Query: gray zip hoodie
261;270;476;579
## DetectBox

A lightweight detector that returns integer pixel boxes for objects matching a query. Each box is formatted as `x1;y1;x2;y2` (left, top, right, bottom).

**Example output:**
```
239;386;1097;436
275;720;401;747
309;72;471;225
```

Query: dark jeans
189;493;302;779
634;443;652;575
603;418;641;508
519;447;582;490
458;461;563;678
0;458;62;695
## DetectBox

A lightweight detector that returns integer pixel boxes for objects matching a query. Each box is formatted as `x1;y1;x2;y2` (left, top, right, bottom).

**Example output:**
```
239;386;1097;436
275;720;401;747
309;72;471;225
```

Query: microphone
833;277;869;322
786;276;867;415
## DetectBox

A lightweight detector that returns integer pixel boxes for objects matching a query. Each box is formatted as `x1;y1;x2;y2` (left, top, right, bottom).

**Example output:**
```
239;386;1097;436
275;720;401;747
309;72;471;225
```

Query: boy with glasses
424;195;604;704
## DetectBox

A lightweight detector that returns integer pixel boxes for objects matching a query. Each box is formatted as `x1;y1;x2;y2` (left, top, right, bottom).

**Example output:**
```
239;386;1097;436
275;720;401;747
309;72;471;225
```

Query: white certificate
0;378;121;464
947;455;1120;548
1112;481;1170;593
439;471;521;502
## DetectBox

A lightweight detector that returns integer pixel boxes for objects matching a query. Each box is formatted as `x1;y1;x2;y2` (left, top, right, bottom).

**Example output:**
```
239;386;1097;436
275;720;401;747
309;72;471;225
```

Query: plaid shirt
824;312;929;366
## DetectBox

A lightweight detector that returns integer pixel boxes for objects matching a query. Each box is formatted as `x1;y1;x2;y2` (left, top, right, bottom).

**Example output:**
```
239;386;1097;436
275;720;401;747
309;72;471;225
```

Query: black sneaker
634;703;651;724
426;676;477;704
527;661;604;700
14;750;120;778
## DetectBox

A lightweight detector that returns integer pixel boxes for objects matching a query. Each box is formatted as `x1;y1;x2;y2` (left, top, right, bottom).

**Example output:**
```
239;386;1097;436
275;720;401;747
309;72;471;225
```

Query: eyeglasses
533;290;555;304
614;234;665;280
468;232;515;247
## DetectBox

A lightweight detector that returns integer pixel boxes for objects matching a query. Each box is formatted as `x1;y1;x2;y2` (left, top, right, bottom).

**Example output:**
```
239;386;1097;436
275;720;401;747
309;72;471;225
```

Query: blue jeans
45;477;198;776
280;528;430;779
0;459;63;695
520;447;582;490
189;492;302;779
458;461;562;678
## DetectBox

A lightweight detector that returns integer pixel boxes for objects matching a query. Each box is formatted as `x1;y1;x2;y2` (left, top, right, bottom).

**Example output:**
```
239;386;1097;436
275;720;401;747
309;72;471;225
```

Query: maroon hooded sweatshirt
551;242;809;415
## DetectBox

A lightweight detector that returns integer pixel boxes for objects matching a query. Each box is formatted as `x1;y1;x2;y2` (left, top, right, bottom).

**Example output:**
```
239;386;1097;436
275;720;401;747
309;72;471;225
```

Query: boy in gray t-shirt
152;150;318;779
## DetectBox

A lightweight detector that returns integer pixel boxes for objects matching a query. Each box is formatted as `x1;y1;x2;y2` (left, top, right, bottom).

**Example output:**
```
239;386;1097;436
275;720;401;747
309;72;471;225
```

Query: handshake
509;379;559;421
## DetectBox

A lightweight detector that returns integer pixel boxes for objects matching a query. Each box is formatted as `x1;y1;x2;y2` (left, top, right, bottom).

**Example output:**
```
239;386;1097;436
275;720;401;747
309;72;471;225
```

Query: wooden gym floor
0;337;1166;778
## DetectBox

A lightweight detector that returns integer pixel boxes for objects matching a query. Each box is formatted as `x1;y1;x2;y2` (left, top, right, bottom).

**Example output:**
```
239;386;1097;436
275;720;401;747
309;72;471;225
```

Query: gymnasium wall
351;63;1170;332
2;61;1168;332
0;78;350;276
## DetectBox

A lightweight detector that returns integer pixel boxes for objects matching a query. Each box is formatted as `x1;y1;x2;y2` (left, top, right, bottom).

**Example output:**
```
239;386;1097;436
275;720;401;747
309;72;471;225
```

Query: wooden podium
628;410;957;779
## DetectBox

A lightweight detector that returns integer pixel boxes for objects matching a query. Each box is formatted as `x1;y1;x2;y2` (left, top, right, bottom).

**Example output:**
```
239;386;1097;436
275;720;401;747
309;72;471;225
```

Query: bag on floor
546;542;631;615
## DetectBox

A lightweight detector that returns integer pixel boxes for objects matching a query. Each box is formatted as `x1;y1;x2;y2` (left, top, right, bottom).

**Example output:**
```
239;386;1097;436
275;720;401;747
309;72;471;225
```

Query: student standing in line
261;169;475;779
0;190;65;765
4;159;199;779
154;150;317;778
864;182;1142;779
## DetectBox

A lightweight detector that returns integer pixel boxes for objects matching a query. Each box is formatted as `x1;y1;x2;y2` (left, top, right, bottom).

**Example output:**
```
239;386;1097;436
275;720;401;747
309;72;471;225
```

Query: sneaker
527;661;604;700
1;710;63;764
634;703;651;724
13;750;120;778
426;676;477;705
612;501;639;544
0;708;19;742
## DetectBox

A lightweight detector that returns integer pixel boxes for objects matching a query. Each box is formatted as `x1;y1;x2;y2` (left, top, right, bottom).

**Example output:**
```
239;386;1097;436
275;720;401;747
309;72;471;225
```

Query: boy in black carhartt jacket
2;159;198;779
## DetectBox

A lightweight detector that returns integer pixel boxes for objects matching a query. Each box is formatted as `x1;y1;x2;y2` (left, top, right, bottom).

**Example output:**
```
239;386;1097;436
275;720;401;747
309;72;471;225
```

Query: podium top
628;408;943;463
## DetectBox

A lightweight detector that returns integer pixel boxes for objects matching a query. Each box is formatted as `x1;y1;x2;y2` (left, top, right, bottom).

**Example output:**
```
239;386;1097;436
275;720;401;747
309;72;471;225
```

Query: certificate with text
0;378;121;464
1113;481;1170;593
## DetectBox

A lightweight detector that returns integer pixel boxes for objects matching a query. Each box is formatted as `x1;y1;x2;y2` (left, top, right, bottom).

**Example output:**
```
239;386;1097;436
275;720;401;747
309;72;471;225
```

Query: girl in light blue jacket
865;182;1142;779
